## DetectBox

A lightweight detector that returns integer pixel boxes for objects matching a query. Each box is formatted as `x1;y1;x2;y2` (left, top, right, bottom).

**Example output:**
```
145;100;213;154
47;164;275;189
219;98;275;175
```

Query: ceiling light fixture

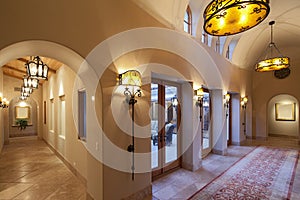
25;56;49;79
203;0;270;36
23;77;39;89
255;21;290;72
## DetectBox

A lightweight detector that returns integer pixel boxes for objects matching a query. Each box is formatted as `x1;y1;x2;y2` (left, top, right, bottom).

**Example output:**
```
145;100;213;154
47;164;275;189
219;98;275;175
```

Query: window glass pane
78;90;86;141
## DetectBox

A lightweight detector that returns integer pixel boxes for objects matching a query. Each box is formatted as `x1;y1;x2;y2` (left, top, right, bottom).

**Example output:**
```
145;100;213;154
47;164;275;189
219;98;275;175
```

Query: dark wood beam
3;71;23;80
3;65;26;75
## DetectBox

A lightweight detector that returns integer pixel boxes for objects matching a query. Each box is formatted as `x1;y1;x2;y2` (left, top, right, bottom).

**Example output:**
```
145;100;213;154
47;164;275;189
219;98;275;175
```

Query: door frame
151;79;182;178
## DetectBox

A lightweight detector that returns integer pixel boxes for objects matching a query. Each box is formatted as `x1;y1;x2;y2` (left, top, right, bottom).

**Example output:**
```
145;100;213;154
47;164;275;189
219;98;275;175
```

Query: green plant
16;119;28;130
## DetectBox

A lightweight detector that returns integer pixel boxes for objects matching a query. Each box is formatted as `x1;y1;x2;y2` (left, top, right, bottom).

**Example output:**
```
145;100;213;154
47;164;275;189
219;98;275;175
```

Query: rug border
287;150;300;199
187;146;258;199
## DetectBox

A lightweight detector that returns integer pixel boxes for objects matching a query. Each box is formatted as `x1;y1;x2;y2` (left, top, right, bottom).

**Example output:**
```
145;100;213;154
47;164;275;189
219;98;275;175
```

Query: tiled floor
149;137;300;200
1;136;299;200
0;137;86;200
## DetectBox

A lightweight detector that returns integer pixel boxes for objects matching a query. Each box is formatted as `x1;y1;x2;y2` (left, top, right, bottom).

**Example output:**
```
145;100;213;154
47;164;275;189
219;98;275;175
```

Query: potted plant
16;119;28;130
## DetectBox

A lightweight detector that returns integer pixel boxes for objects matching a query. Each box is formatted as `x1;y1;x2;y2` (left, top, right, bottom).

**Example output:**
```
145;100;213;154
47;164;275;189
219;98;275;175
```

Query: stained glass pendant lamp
203;0;270;36
255;21;290;72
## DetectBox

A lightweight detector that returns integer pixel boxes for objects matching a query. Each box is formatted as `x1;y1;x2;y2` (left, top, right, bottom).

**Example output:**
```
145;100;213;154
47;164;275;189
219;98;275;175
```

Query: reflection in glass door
151;80;181;178
202;90;211;158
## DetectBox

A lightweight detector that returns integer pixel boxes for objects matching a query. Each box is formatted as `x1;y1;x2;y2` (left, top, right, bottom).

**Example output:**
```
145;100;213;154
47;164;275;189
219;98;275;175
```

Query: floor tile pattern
0;137;86;200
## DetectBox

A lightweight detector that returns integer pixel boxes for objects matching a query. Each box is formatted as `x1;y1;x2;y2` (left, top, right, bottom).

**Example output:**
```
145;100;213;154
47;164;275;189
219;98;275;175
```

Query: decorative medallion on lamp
255;21;290;72
23;77;39;89
25;56;49;79
203;0;270;36
118;70;142;181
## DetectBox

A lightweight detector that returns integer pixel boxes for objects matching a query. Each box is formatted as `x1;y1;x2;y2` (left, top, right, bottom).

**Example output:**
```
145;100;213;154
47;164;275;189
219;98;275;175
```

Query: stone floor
0;137;86;200
148;137;300;200
0;136;299;200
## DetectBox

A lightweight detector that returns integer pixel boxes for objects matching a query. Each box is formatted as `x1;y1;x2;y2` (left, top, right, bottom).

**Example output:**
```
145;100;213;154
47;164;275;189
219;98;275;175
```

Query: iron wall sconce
0;96;9;108
224;93;230;117
241;96;248;109
241;96;248;135
195;88;204;121
118;70;142;180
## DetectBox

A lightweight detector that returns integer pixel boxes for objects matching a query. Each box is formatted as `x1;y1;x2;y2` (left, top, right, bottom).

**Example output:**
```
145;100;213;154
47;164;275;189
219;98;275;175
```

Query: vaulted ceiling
133;0;300;70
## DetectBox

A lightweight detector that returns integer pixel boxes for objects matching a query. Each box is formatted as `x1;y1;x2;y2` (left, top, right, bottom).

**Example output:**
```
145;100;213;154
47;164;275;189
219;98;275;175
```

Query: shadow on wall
267;94;299;137
8;97;38;138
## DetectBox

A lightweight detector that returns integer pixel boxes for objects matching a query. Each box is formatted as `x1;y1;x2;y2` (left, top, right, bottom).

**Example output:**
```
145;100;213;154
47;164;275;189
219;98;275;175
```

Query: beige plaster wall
268;94;298;137
42;65;88;182
252;62;300;139
0;68;3;152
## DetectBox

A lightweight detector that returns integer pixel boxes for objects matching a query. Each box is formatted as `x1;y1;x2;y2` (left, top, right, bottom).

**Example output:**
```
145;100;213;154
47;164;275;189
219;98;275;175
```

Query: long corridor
0;137;86;200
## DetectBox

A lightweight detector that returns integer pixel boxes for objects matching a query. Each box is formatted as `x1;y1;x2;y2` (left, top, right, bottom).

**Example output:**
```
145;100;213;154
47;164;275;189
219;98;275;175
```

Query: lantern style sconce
118;70;142;180
241;96;248;109
195;88;204;107
0;96;9;108
195;88;204;121
25;56;49;80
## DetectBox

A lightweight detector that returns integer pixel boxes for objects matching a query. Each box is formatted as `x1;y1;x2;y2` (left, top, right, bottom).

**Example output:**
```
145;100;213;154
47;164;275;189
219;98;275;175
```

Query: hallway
151;137;300;200
0;137;86;200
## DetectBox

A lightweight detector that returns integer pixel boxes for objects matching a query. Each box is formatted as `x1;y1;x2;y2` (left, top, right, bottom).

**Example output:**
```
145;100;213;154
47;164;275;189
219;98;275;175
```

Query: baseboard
122;185;152;200
182;161;202;172
43;139;88;187
268;134;298;139
212;148;227;156
231;139;247;146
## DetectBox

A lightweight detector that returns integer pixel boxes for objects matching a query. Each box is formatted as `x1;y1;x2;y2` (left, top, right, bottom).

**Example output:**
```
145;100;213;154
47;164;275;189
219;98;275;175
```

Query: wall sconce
224;93;230;117
195;88;204;107
224;93;230;108
0;96;9;108
118;70;142;181
241;96;248;135
241;96;248;109
195;88;204;121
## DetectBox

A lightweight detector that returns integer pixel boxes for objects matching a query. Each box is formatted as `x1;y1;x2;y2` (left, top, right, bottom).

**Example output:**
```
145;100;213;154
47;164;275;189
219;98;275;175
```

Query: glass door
151;80;181;178
201;90;211;158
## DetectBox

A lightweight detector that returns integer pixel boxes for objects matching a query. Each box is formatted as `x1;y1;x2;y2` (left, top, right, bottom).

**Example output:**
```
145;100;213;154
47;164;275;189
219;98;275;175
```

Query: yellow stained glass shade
203;0;270;36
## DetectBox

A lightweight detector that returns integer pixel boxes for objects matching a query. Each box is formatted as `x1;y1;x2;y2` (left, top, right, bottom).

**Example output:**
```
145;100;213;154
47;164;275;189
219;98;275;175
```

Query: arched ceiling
133;0;300;70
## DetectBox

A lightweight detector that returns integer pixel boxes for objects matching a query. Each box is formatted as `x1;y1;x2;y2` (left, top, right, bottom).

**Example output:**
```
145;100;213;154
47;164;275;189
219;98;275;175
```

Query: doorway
201;89;211;158
151;80;181;178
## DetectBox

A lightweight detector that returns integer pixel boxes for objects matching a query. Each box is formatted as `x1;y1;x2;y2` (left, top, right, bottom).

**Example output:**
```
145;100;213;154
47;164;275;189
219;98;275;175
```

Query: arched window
184;6;192;34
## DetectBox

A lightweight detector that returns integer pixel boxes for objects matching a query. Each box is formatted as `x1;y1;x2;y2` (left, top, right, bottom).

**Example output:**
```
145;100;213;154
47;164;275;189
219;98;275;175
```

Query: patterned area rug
189;147;299;200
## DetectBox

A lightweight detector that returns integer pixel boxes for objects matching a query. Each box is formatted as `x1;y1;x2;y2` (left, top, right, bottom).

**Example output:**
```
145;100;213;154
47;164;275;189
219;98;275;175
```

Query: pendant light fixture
23;77;39;89
203;0;270;36
255;21;290;72
25;56;49;79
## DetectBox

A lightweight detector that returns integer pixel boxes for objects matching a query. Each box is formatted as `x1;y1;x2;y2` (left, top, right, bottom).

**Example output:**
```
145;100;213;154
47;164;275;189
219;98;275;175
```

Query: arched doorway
267;94;299;137
8;97;38;138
